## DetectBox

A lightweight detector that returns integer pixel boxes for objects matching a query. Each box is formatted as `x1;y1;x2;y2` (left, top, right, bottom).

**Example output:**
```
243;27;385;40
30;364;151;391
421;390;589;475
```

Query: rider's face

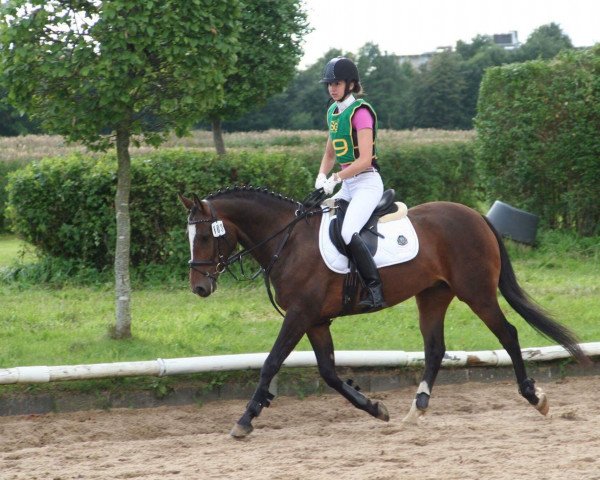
328;80;347;102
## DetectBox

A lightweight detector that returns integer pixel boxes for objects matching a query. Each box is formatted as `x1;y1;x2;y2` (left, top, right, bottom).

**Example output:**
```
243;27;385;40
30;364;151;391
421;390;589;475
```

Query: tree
224;48;340;132
412;51;468;129
283;49;343;130
357;44;416;129
0;90;40;136
456;35;512;128
0;0;241;338
206;0;308;154
518;23;574;61
455;34;495;60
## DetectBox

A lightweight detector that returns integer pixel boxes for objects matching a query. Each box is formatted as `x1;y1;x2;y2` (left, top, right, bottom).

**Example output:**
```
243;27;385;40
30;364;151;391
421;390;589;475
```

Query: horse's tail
483;216;589;364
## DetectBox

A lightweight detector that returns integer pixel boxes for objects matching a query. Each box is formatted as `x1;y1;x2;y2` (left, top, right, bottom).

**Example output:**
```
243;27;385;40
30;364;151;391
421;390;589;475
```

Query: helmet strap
341;81;354;101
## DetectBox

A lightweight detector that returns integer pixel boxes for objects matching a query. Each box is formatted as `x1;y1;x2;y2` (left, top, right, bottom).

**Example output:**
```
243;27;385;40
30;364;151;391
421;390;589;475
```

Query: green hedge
0;160;28;232
6;142;477;269
475;45;600;236
380;141;479;207
6;150;313;269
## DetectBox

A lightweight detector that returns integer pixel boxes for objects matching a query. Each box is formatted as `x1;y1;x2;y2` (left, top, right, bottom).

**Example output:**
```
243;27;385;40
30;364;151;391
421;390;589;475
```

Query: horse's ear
178;193;194;210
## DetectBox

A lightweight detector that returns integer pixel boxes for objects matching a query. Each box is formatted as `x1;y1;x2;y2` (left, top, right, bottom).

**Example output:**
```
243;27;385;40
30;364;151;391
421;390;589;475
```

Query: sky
300;0;600;68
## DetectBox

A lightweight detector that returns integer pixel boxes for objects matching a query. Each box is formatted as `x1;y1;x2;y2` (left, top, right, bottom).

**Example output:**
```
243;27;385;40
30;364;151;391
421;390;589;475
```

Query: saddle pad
318;205;419;274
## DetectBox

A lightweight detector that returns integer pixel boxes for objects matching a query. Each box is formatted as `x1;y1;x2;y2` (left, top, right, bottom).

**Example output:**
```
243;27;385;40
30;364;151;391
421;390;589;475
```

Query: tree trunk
114;128;132;339
211;116;226;155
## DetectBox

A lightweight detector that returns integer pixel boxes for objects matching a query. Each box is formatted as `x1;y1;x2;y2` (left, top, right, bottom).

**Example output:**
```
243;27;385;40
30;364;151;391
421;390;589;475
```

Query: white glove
314;172;327;189
322;173;341;195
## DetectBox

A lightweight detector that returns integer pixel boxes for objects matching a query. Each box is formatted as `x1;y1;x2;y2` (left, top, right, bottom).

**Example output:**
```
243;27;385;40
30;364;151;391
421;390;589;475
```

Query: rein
188;190;329;316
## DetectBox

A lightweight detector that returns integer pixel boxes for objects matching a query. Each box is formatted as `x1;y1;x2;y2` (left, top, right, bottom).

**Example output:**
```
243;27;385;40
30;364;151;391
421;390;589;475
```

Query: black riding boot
348;233;386;309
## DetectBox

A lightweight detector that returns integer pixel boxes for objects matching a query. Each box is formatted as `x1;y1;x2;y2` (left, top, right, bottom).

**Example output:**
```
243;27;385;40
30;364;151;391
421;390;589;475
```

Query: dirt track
1;375;599;480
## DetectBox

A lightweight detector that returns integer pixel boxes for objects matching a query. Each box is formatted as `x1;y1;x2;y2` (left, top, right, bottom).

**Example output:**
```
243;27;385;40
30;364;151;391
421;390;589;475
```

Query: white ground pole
1;342;599;385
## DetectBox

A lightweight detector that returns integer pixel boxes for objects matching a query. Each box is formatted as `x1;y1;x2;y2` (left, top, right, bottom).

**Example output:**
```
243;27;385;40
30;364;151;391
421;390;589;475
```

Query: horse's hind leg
403;284;453;423
306;322;390;422
468;297;549;415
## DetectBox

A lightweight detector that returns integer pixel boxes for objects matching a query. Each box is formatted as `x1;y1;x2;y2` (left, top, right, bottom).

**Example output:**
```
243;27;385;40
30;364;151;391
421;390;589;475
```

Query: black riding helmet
321;57;361;102
320;57;360;84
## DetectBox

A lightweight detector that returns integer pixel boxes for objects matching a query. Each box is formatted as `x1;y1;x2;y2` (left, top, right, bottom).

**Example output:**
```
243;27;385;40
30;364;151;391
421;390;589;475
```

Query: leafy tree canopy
412;51;469;130
0;0;241;150
0;88;39;135
519;22;574;60
207;0;309;122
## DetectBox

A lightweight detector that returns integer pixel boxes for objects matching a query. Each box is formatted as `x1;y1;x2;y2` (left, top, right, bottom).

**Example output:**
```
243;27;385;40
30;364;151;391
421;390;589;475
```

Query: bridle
187;199;237;281
186;191;328;315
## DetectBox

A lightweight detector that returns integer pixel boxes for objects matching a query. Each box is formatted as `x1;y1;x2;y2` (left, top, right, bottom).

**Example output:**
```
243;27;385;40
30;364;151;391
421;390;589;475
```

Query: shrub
475;45;600;236
6;140;478;270
300;139;480;206
380;141;479;207
6;155;115;267
6;150;313;269
0;160;28;232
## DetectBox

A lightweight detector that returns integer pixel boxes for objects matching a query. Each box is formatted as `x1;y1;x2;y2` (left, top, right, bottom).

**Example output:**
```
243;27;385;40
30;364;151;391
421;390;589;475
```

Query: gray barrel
486;200;539;245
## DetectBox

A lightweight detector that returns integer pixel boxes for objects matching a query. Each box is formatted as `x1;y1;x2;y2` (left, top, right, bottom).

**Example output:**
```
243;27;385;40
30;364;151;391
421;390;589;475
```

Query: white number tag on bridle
211;220;226;237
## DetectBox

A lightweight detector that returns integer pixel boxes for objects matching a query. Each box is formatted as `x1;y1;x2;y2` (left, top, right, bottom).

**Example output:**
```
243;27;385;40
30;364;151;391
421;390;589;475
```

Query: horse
179;186;588;438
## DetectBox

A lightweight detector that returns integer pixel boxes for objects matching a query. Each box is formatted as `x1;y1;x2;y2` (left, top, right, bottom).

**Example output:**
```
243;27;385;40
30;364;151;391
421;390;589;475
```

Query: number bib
327;99;378;164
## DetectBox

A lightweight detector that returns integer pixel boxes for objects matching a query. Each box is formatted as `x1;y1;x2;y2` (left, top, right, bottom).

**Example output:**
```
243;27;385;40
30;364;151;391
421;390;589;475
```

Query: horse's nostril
193;285;207;297
191;279;216;297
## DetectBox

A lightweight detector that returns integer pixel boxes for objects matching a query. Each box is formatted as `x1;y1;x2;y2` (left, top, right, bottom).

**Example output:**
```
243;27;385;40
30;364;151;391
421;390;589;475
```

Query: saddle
329;189;398;257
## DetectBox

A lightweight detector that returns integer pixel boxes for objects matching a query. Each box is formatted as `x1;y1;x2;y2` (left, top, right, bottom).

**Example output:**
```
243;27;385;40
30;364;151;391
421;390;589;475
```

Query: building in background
396;46;452;69
397;31;520;68
493;31;521;49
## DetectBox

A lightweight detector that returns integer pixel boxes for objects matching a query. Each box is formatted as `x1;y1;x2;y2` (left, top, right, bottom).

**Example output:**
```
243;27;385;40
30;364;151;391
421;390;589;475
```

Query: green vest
327;99;377;164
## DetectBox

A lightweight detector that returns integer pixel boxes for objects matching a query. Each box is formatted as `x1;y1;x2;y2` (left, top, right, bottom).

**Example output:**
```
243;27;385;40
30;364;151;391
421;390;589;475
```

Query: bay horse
179;186;587;438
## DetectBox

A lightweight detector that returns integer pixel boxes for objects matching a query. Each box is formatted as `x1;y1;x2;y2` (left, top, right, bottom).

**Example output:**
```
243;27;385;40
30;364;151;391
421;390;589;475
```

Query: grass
0;234;36;265
0;129;475;163
0;231;598;370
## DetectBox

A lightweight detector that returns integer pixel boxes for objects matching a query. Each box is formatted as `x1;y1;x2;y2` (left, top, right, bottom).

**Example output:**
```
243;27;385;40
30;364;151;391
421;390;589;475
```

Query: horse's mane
205;185;300;207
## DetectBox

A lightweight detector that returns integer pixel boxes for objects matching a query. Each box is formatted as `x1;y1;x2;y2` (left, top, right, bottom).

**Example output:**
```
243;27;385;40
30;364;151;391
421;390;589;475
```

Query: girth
329;188;398;256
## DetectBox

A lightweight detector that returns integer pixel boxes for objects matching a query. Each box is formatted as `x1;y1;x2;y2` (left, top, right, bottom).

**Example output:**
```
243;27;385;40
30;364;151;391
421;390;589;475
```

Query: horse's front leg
230;306;310;438
306;322;389;422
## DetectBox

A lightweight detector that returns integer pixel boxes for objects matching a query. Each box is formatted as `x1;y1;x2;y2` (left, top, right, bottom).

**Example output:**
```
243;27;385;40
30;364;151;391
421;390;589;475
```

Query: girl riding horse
315;56;385;309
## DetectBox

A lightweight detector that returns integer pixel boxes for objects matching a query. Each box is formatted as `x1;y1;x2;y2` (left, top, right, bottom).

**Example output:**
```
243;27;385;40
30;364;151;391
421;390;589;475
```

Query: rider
315;56;386;309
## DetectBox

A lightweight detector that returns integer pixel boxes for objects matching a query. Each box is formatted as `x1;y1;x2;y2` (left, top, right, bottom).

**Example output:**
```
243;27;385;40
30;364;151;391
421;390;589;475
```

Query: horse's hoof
535;388;549;416
230;422;253;438
402;399;424;424
375;402;390;422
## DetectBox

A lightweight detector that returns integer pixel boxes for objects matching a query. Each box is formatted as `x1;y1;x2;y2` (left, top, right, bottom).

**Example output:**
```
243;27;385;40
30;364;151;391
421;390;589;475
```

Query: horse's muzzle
191;278;216;297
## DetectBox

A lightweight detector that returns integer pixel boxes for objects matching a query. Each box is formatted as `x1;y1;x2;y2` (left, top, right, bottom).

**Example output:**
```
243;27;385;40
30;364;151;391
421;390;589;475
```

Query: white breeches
332;171;384;245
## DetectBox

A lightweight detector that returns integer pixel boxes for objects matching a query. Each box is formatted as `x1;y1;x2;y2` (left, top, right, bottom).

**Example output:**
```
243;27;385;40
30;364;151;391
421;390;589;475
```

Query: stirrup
359;286;386;309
